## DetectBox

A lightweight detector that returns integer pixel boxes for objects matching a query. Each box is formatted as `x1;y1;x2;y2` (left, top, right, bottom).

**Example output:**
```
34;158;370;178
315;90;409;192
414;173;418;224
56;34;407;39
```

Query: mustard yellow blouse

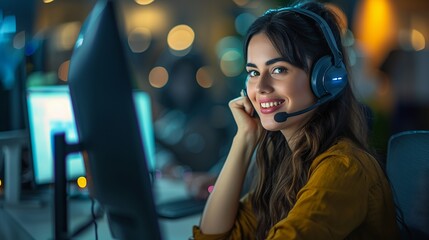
193;139;400;239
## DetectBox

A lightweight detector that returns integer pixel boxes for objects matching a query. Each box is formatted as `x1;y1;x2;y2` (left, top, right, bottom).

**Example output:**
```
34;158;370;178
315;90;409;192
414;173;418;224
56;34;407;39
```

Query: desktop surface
0;206;33;240
0;177;201;240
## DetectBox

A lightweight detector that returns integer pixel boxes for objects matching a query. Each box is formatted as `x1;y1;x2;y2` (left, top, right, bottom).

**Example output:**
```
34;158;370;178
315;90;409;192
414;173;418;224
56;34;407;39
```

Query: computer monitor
26;85;155;186
26;85;84;185
67;0;162;239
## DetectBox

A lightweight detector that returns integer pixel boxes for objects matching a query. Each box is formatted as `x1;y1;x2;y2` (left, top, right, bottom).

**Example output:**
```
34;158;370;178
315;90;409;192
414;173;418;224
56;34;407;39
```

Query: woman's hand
229;90;263;145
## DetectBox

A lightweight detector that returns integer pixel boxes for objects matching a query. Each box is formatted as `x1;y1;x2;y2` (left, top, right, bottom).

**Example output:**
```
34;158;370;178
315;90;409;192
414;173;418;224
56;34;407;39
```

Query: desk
0;178;201;240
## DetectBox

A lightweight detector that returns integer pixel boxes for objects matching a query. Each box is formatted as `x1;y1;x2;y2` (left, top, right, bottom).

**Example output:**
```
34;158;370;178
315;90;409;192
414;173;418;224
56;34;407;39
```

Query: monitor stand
53;132;103;240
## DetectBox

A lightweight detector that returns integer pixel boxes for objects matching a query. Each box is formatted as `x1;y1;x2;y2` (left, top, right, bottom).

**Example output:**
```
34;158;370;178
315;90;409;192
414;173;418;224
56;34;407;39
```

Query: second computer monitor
26;85;156;186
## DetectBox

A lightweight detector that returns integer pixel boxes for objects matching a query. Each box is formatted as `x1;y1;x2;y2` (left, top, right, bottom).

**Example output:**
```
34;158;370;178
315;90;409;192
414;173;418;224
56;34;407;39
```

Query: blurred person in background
153;53;234;199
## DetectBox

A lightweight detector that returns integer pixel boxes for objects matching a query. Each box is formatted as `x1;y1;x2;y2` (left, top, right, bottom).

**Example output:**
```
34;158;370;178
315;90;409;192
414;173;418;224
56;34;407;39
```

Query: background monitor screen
26;85;155;185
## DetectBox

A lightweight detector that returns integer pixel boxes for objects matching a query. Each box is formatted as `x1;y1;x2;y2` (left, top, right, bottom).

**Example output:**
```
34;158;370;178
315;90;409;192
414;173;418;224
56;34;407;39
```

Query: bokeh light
354;0;397;66
77;176;87;188
128;27;152;53
13;31;25;49
216;36;242;59
134;0;154;5
196;66;213;88
411;29;425;51
216;36;245;76
126;6;169;37
54;22;81;51
220;50;244;77
58;60;70;82
232;0;250;7
234;13;256;36
149;66;169;88
167;24;195;51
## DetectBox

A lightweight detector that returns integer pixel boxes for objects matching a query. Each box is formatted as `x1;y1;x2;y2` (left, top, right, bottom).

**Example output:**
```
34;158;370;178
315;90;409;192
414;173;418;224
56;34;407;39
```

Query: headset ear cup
311;55;348;99
311;56;332;98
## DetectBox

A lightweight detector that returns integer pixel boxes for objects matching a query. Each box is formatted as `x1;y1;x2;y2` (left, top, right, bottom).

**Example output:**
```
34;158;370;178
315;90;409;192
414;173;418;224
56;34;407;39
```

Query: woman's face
246;32;316;136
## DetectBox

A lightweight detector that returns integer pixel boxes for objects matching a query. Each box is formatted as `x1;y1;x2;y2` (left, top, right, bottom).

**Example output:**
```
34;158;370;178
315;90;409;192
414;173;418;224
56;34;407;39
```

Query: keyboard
156;197;206;219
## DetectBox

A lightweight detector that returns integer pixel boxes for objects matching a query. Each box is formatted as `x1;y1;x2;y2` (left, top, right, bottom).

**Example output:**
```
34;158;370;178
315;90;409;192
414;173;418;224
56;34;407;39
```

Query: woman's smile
259;99;285;114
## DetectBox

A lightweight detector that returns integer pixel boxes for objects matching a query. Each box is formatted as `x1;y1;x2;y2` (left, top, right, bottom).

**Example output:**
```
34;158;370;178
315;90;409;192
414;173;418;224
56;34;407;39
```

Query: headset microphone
274;95;331;123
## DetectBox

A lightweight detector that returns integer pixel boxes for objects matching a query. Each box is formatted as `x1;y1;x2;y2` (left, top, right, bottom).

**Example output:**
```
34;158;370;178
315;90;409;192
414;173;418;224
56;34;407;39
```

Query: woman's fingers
229;95;254;117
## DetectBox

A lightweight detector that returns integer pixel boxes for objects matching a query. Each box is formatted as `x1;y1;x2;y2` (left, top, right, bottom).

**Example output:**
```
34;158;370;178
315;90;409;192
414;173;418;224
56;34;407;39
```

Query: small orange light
77;176;87;189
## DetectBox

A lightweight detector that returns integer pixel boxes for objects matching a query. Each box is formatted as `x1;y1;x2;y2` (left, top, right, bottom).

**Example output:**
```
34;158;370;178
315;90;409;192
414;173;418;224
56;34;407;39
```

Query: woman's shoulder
313;138;372;163
310;138;384;185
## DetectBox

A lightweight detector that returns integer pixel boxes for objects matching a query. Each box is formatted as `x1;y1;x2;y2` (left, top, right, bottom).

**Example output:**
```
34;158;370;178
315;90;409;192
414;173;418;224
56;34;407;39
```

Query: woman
193;1;400;239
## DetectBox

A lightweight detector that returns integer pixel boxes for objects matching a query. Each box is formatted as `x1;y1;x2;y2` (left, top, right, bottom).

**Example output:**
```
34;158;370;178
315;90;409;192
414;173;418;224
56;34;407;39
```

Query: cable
91;197;99;240
68;197;102;239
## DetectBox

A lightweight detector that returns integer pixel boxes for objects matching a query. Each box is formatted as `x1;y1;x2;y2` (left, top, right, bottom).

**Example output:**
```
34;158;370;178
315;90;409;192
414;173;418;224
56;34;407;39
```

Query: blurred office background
0;0;429;201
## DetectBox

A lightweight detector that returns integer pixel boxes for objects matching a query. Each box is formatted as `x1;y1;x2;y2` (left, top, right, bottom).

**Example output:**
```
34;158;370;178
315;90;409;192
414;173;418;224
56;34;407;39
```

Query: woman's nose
256;72;274;94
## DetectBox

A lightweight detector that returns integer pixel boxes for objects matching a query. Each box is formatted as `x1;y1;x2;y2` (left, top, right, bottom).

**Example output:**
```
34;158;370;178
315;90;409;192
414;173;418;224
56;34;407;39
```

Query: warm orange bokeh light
167;25;195;51
149;66;169;88
354;0;398;66
196;66;213;88
58;60;70;81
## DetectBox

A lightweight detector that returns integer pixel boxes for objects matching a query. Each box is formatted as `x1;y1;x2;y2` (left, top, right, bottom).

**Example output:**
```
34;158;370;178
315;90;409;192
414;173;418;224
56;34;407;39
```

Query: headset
268;7;349;122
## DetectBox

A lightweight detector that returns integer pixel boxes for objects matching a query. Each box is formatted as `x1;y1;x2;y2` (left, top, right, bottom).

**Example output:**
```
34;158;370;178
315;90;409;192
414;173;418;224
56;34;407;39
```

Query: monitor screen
26;85;155;185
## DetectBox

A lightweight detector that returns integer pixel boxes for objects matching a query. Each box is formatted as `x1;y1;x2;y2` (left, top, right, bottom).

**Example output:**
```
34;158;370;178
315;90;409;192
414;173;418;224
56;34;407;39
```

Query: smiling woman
245;33;315;133
193;1;401;240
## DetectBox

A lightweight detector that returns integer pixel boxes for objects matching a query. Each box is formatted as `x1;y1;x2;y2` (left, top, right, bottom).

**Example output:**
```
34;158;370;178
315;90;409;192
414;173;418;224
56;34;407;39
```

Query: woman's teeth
260;101;283;108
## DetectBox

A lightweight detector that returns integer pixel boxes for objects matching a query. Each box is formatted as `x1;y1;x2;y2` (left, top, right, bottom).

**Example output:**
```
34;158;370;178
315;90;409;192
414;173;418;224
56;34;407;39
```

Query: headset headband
267;7;344;67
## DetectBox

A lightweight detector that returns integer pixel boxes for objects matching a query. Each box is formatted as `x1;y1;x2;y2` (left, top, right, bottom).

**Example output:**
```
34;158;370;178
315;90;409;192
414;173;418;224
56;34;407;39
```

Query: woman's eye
247;70;259;77
272;67;287;74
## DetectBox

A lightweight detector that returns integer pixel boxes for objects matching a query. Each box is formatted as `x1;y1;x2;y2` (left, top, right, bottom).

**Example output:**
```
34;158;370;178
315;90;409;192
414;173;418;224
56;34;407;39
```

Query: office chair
386;130;429;240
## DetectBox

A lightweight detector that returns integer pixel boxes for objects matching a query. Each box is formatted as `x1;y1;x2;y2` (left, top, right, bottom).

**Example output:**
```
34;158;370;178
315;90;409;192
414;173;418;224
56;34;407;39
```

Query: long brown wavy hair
244;2;372;239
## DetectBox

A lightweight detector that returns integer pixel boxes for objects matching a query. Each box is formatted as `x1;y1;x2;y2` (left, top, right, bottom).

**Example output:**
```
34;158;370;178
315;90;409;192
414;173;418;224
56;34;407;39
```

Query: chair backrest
386;130;429;240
